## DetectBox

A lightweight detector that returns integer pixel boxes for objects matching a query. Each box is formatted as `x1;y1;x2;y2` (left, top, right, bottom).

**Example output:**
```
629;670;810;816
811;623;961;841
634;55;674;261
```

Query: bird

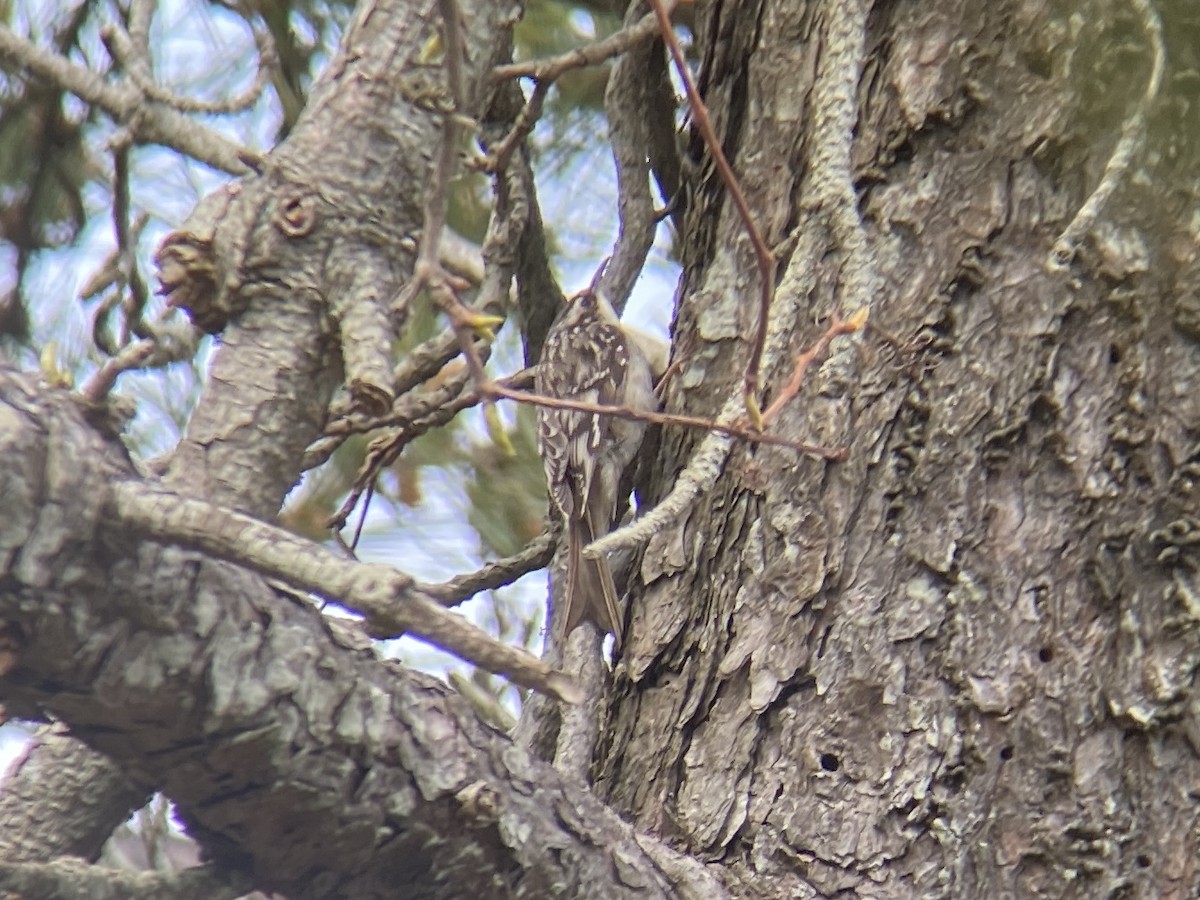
535;288;656;650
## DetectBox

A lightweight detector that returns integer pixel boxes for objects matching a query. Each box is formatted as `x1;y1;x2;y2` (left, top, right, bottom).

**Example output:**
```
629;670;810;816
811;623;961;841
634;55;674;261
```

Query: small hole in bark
999;745;1014;761
1029;394;1058;425
1038;646;1053;663
819;753;840;772
1109;344;1122;364
1135;854;1151;868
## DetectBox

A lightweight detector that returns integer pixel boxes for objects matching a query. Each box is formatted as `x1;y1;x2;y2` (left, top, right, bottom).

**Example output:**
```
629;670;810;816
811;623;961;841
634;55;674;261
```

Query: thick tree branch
0;369;726;900
0;857;245;900
596;0;664;314
3;0;528;878
107;482;581;703
0;729;147;865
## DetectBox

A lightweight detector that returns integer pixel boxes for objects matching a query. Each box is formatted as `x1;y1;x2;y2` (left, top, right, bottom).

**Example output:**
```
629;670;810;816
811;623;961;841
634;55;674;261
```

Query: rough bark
0;370;711;898
2;0;1199;896
599;0;1200;898
2;0;516;874
0;0;719;896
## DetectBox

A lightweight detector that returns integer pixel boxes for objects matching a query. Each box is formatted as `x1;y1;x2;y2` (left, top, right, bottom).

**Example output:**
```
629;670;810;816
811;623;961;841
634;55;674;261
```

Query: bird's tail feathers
565;517;624;650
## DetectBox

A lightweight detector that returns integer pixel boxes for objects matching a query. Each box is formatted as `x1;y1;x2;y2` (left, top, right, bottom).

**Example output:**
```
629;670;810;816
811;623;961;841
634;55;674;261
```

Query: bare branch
760;309;869;426
0;728;148;864
421;528;558;607
108;483;582;703
584;394;738;559
102;10;278;116
483;4;675;178
492;10;666;82
80;320;201;403
486;381;845;458
553;629;608;782
4;370;728;899
477;79;550;174
0;26;255;175
596;0;664;315
646;0;775;424
806;0;875;317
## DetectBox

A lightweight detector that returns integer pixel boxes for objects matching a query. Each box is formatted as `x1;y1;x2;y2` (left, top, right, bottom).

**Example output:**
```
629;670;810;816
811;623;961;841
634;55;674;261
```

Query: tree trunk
599;0;1200;897
2;0;1199;896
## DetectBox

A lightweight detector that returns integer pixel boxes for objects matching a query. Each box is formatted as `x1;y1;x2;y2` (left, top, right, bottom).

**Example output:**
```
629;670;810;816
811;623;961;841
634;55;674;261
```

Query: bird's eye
578;292;594;310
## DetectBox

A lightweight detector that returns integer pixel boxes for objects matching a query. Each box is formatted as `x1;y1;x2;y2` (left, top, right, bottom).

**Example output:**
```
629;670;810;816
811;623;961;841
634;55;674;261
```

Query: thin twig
589;0;875;561
492;9;666;82
80;342;154;403
79;320;201;403
585;396;739;558
326;364;473;533
349;480;373;553
103;7;278;116
476;80;549;174
0;26;254;174
89;202;151;355
483;6;674;177
306;312;493;473
646;0;775;423
760;310;868;425
112;145;151;342
395;0;496;390
382;0;505;512
325;365;531;533
485;382;845;459
421;529;558;607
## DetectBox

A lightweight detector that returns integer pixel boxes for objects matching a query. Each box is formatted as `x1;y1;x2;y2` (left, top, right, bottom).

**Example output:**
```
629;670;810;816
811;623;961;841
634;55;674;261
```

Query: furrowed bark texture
0;0;695;894
2;0;518;872
0;370;694;898
599;0;1200;897
0;0;726;893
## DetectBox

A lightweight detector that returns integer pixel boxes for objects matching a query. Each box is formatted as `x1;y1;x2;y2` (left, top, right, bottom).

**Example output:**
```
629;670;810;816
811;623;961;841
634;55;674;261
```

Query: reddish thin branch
646;0;776;423
485;382;845;460
760;308;868;426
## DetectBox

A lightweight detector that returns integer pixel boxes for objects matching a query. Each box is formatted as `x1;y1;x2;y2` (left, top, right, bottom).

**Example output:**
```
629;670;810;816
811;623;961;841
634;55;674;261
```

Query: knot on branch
155;232;236;334
273;187;319;238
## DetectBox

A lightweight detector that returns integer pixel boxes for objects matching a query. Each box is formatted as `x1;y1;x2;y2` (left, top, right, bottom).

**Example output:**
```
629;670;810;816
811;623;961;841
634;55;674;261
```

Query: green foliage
518;0;617;112
465;403;548;558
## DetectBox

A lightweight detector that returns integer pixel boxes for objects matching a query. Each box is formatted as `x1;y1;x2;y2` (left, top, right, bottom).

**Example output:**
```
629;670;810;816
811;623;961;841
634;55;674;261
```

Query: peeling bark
0;372;718;898
3;0;1200;896
601;0;1200;897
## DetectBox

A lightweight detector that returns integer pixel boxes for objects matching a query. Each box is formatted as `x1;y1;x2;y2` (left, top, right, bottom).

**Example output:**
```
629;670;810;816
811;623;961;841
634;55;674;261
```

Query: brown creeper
535;288;655;649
